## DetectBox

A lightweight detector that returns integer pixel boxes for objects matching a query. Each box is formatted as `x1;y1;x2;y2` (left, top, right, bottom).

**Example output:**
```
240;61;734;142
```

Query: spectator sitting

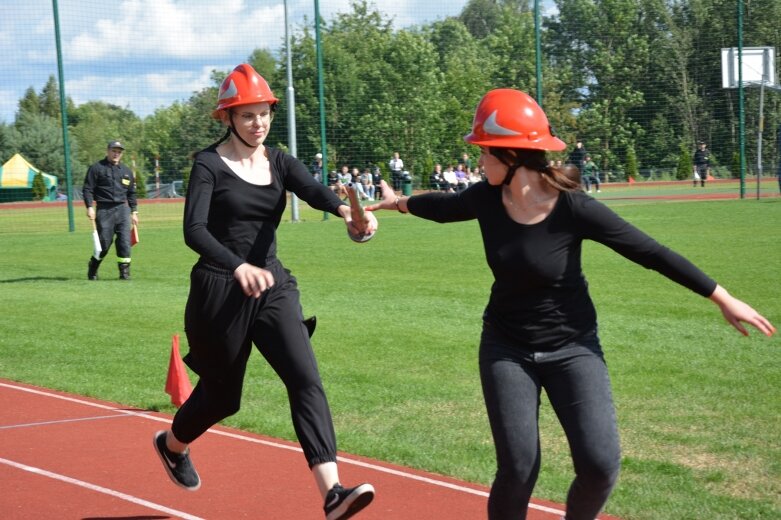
454;163;469;192
429;163;448;191
371;166;383;200
360;167;375;200
469;166;482;186
351;167;369;200
310;152;323;182
442;165;458;192
336;165;352;200
326;170;339;193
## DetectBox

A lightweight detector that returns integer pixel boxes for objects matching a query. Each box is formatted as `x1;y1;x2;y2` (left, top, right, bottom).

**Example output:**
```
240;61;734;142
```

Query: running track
0;380;620;519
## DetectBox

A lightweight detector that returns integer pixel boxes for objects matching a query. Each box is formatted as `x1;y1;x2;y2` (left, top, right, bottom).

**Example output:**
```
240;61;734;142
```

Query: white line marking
0;457;204;520
0;381;565;516
0;413;147;430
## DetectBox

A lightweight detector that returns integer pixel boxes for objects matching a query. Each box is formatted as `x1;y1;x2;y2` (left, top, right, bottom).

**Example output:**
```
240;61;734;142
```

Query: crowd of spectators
308;151;486;198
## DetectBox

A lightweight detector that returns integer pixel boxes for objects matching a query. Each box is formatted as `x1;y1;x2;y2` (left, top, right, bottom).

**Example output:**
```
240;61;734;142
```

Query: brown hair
489;147;581;192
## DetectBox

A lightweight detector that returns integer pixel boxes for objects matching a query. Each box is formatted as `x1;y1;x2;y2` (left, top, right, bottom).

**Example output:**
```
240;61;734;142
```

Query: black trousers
96;204;131;261
391;170;402;190
173;260;337;468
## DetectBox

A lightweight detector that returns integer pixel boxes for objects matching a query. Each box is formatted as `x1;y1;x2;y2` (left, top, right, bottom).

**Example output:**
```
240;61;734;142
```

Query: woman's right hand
234;263;275;298
365;180;403;212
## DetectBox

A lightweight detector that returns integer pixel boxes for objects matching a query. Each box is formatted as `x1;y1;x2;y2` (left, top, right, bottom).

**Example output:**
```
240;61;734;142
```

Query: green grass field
0;195;779;519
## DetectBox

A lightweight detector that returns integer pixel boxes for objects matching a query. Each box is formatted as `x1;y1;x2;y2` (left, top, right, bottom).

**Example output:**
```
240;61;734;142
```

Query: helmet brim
464;133;566;152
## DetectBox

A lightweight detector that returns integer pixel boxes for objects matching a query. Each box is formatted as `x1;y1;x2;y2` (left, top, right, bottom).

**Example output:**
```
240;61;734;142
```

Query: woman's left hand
710;285;776;337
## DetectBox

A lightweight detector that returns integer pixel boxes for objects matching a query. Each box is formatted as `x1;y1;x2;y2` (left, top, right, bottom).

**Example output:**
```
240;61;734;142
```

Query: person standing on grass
151;64;376;520
82;140;138;280
693;141;710;187
367;88;776;520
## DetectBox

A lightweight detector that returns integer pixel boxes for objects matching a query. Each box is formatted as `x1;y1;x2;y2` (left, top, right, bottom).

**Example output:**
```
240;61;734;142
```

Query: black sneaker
324;483;375;520
153;430;201;491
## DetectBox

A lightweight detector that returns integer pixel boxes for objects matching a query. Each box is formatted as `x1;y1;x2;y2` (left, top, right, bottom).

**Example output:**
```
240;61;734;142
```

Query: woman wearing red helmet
152;64;376;520
368;89;775;519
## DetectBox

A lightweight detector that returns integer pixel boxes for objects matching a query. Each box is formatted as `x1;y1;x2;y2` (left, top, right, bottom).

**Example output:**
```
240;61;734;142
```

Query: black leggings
172;261;337;468
479;325;621;520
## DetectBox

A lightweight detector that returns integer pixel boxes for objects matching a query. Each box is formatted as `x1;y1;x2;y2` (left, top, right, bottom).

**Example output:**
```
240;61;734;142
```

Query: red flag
165;334;193;407
130;225;139;246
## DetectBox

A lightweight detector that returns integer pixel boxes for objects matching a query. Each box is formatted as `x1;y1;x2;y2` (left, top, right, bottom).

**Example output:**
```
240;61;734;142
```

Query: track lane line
0;380;565;516
0;457;204;520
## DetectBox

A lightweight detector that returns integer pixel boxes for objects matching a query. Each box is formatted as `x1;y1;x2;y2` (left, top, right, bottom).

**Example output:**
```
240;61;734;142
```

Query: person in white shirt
443;164;458;191
389;152;404;190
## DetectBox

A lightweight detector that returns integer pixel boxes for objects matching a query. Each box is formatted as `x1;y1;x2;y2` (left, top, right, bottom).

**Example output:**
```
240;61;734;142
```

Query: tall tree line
0;0;778;191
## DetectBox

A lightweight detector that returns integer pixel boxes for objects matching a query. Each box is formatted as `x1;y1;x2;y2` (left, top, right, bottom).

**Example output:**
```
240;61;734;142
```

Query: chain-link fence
1;0;779;232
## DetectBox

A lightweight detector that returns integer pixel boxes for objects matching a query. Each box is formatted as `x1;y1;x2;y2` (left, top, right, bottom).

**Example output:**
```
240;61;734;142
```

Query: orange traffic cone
628;176;635;184
165;334;193;407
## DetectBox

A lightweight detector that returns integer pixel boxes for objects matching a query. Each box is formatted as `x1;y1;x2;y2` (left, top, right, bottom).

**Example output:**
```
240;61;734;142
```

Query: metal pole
757;79;765;200
51;0;75;231
315;0;329;220
534;0;542;105
737;0;746;198
755;47;772;200
284;0;300;222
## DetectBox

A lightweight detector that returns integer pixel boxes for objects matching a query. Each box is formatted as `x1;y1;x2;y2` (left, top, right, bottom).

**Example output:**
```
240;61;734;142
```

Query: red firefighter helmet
211;64;279;119
464;89;566;151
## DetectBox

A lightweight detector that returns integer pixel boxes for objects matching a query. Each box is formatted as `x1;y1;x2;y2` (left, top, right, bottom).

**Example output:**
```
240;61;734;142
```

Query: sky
0;0;488;124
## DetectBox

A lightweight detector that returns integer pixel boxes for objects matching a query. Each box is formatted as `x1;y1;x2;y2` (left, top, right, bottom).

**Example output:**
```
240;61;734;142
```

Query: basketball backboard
721;47;776;88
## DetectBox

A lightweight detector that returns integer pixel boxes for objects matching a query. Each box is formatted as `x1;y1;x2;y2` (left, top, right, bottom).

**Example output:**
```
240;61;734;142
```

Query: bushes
675;143;692;180
31;172;46;201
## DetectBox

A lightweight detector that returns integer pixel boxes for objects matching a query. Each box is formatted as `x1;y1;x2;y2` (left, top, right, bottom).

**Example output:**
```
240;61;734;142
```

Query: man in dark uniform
693;141;710;187
83;140;138;280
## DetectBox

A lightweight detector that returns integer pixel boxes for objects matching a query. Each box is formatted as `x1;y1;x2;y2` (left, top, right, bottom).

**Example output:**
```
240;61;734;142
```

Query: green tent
0;153;58;202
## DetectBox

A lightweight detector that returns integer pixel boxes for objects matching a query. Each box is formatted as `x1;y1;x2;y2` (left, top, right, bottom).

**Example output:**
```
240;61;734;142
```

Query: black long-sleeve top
183;145;346;271
82;158;137;210
694;149;710;167
407;183;717;350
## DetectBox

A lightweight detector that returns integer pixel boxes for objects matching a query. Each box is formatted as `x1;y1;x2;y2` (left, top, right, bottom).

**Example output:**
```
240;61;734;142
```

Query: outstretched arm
709;285;776;337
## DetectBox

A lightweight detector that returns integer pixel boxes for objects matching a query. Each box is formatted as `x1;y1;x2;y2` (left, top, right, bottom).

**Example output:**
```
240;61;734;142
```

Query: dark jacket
82;158;137;210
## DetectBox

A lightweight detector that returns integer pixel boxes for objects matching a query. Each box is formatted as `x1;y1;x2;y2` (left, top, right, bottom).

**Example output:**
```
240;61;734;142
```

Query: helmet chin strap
502;169;515;185
228;111;260;149
502;162;524;185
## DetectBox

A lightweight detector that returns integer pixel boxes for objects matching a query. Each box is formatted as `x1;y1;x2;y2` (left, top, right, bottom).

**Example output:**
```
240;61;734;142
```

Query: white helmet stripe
483;110;521;136
218;79;238;102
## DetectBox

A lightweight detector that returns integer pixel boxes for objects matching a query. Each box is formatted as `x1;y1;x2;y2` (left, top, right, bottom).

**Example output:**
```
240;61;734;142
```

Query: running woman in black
152;64;376;520
368;89;775;520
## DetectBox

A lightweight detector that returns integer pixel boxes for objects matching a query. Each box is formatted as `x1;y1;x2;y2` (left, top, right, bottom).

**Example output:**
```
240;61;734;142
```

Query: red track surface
0;379;621;519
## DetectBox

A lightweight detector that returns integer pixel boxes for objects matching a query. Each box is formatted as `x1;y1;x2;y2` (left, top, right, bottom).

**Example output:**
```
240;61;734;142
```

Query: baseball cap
107;140;125;150
315;153;323;159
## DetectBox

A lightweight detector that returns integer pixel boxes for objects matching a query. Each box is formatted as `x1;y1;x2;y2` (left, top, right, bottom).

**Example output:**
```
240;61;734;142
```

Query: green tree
625;145;639;180
17;87;40;118
425;18;493;160
0;123;14;163
39;76;62;121
460;0;528;39
12;111;82;181
31;172;47;201
550;0;649;171
676;143;693;180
